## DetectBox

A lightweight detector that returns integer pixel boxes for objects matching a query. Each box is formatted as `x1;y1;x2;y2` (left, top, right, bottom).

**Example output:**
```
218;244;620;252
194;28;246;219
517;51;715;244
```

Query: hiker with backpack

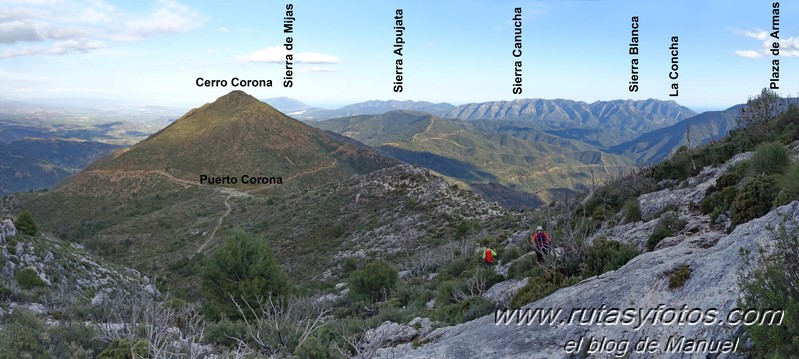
530;225;551;264
481;243;497;265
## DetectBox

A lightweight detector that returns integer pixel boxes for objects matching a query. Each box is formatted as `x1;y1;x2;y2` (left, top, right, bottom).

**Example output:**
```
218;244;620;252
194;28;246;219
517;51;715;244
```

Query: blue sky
1;0;797;111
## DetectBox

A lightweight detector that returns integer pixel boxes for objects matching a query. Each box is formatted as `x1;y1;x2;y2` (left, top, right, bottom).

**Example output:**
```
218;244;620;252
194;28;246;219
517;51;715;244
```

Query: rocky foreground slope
373;153;797;359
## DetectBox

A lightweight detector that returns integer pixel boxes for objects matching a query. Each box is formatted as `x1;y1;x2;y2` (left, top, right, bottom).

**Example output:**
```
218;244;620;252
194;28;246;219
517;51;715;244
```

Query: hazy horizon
1;0;796;110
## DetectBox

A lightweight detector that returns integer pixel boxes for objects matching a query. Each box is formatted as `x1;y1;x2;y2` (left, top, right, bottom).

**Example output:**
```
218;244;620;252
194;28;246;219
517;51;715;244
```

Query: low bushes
348;260;398;303
582;239;639;277
647;212;684;251
622;198;642;223
668;265;691;289
731;175;780;226
775;163;799;206
748;142;790;176
15;268;46;290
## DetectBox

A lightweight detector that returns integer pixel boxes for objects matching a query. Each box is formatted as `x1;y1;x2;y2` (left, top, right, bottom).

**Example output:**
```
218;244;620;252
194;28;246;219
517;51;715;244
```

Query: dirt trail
84;165;335;254
245;160;337;194
195;188;249;254
83;169;199;187
411;117;436;142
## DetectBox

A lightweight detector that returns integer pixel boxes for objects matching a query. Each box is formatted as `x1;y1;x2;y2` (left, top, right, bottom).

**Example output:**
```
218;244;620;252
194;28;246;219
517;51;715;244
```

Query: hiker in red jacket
481;243;497;265
530;226;551;264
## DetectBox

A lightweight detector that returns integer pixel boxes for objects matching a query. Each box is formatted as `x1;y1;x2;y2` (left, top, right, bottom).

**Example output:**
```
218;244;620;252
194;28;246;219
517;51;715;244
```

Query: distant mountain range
442;98;697;147
608;105;741;164
0;139;121;195
262;98;456;121
0;94;748;200
264;97;697;149
315;110;635;207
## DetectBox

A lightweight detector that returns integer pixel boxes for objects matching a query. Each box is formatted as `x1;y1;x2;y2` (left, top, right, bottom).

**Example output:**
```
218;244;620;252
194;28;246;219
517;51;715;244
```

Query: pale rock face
0;219;16;244
378;146;793;359
481;277;529;310
591;152;753;252
380;201;799;358
639;152;753;222
362;320;421;349
408;317;434;337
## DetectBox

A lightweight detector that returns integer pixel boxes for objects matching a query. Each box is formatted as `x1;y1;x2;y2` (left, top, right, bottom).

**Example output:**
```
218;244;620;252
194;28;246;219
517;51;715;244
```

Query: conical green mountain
80;90;393;189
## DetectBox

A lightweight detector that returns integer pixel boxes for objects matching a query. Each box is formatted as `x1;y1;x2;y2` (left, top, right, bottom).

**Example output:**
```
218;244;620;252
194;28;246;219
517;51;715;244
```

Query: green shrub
718;163;747;189
774;163;799;207
347;259;398;303
647;213;684;251
432;303;464;325
15;268;46;290
507;254;536;279
647;226;672;251
341;257;358;274
391;280;432;309
739;218;799;358
435;279;463;306
462;296;493;321
702;141;737;166
700;191;721;214
731;175;780;225
97;338;150;359
510;272;580;309
498;246;523;263
0;311;50;359
201;229;291;320
622;198;642;223
204;318;249;347
700;186;738;219
294;334;336;359
15;209;38;236
442;257;470;278
582;239;639;277
668;265;690;289
49;322;105;358
749;142;790;176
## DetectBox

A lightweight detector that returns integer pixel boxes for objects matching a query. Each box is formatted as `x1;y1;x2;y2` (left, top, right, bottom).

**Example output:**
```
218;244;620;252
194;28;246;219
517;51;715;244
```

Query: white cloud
79;0;120;24
125;0;203;39
218;26;229;33
0;0;204;58
0;8;38;22
742;29;768;40
298;66;340;73
734;50;763;59
733;27;799;59
49;38;103;54
0;45;37;58
780;36;799;57
0;20;43;43
237;46;340;64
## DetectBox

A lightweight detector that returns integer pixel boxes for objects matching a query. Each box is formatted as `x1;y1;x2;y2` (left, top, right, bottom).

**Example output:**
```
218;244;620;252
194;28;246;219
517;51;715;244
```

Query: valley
1;1;797;357
1;88;797;358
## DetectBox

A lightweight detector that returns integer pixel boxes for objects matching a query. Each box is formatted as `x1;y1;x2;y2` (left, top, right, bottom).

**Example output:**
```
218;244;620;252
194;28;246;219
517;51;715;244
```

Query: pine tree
15;209;38;236
201;229;290;320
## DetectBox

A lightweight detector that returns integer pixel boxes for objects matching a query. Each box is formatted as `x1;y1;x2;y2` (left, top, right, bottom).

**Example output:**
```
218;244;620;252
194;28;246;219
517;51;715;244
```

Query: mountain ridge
608;105;741;164
84;90;394;188
314;110;635;207
442;98;697;147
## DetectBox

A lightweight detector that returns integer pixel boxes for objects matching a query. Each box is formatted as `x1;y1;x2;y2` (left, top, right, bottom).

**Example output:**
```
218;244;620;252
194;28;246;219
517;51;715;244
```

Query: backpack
484;249;493;263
